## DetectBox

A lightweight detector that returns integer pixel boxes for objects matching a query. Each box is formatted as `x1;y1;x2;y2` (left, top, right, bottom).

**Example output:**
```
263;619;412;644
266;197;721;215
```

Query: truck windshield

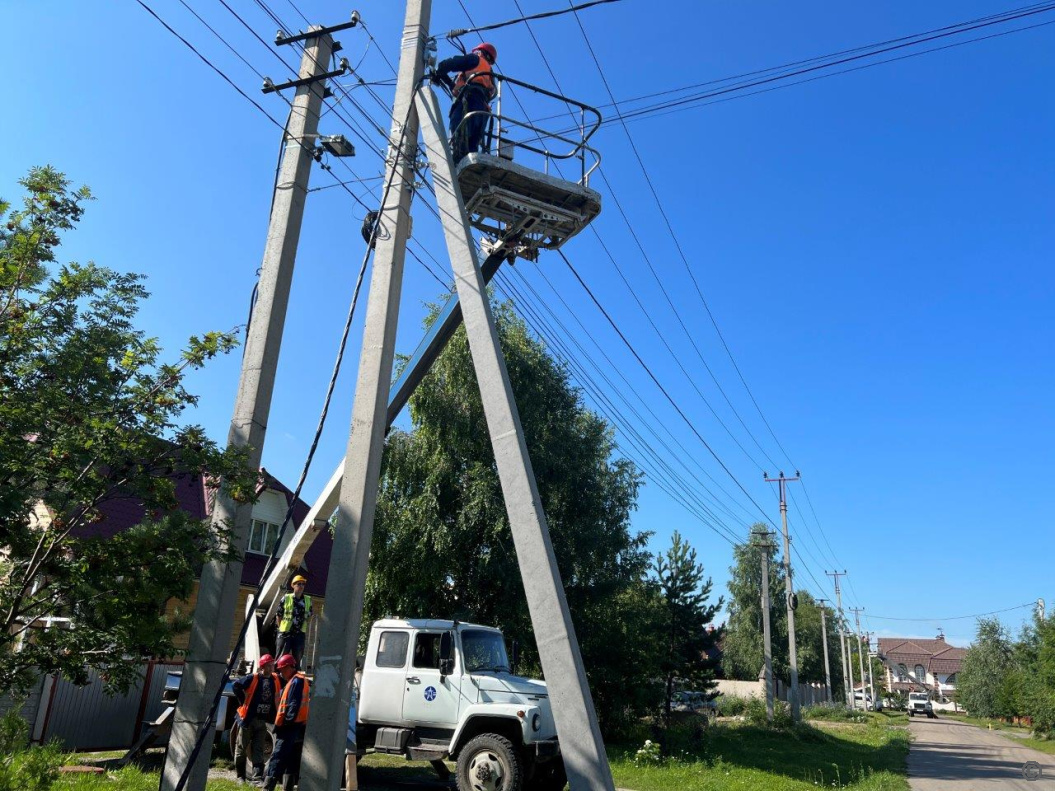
461;629;510;673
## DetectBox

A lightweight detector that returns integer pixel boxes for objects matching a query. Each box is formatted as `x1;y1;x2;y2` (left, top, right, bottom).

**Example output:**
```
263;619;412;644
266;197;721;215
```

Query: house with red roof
876;634;966;704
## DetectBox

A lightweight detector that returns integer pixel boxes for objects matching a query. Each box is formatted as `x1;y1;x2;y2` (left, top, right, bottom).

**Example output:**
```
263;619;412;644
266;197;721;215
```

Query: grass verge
610;719;910;791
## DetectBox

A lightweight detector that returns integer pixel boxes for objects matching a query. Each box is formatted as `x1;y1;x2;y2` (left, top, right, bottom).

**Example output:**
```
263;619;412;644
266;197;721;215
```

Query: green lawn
54;719;909;791
609;719;910;791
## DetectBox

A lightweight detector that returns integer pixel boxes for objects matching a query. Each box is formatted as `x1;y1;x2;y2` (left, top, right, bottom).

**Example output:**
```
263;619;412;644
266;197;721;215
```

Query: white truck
353;618;565;791
907;691;936;718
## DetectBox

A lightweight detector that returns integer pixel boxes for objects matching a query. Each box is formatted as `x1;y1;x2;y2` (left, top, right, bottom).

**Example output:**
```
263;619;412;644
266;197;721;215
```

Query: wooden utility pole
161;29;334;791
818;598;834;703
765;471;801;721
754;528;776;721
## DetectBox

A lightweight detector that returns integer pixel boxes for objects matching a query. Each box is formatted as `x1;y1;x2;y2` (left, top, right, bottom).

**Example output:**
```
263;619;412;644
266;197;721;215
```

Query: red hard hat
257;654;275;667
473;43;497;62
276;654;297;670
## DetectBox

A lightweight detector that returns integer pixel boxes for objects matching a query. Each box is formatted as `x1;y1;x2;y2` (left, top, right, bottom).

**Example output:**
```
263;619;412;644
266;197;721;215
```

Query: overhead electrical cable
867;602;1036;622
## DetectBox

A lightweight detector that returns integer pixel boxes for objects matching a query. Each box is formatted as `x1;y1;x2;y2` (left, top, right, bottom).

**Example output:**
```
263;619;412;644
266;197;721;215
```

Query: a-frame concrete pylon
415;87;615;791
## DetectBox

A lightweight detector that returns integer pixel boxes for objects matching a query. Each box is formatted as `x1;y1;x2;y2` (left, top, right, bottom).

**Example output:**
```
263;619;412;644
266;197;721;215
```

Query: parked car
672;691;718;719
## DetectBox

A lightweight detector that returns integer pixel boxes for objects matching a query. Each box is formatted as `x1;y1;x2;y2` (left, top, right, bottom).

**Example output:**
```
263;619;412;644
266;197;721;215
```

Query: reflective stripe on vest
236;673;283;721
453;55;495;102
276;673;310;726
278;593;312;634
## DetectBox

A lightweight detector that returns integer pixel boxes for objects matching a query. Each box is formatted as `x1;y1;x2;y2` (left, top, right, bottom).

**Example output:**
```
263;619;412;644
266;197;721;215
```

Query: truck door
403;631;460;727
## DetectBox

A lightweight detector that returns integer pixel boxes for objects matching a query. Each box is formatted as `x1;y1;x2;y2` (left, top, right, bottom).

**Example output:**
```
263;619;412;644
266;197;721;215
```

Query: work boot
262;778;278;791
251;763;266;782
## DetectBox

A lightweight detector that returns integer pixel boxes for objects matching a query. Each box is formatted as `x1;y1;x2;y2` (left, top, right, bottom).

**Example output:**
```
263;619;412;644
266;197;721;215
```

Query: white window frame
914;664;927;683
247;519;280;555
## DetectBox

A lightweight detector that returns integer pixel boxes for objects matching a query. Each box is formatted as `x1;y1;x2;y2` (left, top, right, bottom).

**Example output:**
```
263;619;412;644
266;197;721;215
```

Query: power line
586;3;1055;127
560;250;775;526
867;602;1036;622
446;0;621;39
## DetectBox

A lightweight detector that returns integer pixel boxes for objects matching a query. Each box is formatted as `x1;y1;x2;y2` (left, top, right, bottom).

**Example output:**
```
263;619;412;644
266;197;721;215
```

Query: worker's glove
429;70;444;85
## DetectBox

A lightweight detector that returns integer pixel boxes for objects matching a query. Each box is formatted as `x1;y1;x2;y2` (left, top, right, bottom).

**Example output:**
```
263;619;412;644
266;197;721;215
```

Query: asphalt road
909;717;1055;790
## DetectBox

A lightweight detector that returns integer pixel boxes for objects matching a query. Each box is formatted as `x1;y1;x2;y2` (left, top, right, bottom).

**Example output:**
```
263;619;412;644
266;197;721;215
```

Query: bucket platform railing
449;73;603;256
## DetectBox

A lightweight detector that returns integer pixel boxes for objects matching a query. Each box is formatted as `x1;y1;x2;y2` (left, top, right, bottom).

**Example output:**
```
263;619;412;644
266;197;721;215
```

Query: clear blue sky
3;0;1053;648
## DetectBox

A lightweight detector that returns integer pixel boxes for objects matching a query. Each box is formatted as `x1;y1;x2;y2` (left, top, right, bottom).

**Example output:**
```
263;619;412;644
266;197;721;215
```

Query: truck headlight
532;713;541;732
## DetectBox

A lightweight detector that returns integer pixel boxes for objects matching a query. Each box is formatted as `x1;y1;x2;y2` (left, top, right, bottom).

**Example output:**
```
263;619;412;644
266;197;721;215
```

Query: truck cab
356;618;564;791
908;691;936;718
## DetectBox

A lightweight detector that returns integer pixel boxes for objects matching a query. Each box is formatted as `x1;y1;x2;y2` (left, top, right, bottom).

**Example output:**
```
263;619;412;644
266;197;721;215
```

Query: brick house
876;635;966;703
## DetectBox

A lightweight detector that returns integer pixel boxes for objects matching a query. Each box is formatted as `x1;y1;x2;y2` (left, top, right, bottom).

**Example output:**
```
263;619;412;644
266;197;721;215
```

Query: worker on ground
275;574;312;667
432;43;498;163
232;653;281;785
263;654;310;791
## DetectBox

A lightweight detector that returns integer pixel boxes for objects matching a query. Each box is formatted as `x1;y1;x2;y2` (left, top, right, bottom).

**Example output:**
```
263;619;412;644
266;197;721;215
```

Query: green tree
0;167;257;694
790;592;846;699
722;525;788;681
958;618;1014;718
654;531;723;724
365;300;659;736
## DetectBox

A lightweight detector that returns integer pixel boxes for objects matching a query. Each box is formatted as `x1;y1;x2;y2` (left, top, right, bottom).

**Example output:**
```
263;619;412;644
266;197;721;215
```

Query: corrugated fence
36;660;183;751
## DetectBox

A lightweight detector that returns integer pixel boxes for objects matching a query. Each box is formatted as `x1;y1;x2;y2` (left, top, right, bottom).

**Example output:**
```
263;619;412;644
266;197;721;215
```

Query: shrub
0;708;64;791
745;697;793;728
633;739;662;766
716;694;749;716
803;703;869;723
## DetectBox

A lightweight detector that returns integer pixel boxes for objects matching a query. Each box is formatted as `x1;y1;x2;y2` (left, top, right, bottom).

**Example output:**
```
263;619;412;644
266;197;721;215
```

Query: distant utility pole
754;528;776;722
765;471;801;721
161;28;334;791
865;631;877;705
827;570;852;708
851;607;867;708
817;598;833;704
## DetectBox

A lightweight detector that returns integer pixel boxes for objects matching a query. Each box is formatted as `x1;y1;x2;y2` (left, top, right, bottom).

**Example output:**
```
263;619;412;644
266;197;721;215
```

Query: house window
945;673;956;685
897;664;908;682
247;519;279;555
914;664;927;682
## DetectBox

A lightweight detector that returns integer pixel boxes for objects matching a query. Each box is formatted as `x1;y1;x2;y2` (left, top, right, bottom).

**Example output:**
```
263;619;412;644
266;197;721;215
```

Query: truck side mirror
510;640;520;675
439;631;454;677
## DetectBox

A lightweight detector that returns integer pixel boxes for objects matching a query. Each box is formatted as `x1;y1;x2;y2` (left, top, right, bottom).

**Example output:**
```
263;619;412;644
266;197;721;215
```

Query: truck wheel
527;758;566;791
457;734;522;791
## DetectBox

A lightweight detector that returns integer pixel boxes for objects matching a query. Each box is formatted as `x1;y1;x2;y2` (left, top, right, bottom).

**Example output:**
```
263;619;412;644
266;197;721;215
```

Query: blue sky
3;0;1053;649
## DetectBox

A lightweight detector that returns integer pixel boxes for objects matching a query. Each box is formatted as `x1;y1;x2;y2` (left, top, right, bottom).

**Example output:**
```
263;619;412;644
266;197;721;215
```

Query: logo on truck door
424;686;437;702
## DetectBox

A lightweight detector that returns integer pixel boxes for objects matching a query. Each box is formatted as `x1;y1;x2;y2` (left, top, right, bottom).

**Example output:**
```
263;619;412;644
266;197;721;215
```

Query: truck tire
457;733;523;791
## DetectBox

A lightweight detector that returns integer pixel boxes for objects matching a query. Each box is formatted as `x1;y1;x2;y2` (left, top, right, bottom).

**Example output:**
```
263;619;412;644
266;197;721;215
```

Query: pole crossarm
275;11;361;46
263;59;349;94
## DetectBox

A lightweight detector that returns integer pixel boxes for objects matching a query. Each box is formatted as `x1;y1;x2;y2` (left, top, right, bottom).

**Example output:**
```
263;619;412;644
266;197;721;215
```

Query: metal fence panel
43;669;144;751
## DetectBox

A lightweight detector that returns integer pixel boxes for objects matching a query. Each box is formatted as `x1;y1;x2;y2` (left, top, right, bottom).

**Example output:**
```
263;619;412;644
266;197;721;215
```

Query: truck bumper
534;739;560;759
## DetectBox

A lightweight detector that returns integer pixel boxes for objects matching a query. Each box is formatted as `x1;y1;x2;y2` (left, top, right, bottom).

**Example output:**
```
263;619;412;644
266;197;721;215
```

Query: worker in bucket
232;653;281;785
274;574;312;667
432;42;498;163
263;654;310;791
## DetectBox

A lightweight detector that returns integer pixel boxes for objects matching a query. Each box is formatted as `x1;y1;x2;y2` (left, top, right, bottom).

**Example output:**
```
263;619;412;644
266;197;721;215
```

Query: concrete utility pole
827;570;852;708
298;3;427;789
765;471;801;721
416;85;615;791
754;529;776;722
865;631;877;706
818;598;833;704
851;608;868;708
161;29;333;791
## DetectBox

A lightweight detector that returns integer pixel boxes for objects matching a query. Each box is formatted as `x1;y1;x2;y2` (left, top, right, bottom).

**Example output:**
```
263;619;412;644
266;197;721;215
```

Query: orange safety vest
453;55;495;102
236;673;283;722
276;672;310;726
